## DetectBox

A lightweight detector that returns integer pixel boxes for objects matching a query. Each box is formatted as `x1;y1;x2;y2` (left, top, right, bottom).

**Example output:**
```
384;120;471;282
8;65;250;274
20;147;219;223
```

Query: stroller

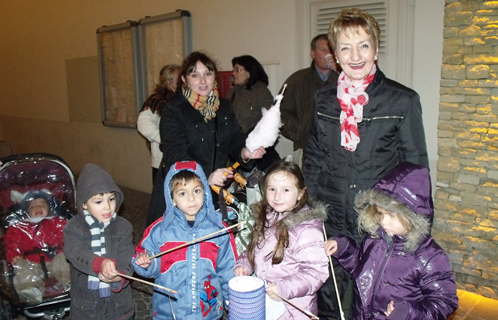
0;153;76;319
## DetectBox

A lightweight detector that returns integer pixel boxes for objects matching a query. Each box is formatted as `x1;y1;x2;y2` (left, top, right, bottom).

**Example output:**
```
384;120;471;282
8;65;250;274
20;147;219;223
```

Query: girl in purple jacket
234;160;329;319
325;162;458;320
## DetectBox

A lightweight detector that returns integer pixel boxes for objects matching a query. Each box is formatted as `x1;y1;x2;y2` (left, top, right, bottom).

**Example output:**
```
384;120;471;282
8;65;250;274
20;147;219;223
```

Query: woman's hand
135;252;152;269
324;239;338;256
233;266;249;276
241;146;266;161
265;282;281;301
208;168;233;186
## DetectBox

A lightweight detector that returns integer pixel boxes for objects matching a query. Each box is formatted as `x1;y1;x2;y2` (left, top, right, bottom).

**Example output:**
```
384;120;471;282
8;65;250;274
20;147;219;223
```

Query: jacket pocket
114;295;134;319
71;295;98;318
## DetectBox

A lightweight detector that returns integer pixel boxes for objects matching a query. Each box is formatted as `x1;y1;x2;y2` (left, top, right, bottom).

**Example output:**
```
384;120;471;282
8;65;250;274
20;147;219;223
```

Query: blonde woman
137;64;180;183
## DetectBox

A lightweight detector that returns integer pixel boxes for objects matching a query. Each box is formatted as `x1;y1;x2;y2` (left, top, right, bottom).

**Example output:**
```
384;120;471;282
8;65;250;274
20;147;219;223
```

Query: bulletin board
97;21;142;128
97;10;192;128
139;10;192;96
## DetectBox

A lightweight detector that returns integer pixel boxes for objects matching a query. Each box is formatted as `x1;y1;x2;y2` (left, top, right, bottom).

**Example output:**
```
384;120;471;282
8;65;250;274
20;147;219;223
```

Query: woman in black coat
146;52;265;226
303;8;429;319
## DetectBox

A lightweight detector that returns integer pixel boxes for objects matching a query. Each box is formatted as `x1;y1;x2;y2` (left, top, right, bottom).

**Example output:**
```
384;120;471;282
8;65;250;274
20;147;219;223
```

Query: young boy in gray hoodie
63;163;135;320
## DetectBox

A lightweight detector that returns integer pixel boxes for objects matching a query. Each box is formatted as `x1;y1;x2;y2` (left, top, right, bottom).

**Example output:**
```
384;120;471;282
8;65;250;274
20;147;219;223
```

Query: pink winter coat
234;200;329;319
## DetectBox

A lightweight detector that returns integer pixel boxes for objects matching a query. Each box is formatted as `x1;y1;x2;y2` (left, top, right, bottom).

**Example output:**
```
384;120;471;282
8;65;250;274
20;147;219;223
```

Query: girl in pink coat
234;160;329;319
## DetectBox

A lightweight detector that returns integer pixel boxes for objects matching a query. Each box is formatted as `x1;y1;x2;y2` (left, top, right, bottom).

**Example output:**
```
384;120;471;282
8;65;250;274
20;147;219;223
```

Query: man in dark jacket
280;34;339;152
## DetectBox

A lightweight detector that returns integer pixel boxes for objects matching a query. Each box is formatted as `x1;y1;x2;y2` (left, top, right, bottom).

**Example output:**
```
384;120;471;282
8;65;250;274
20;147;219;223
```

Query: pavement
10;185;498;319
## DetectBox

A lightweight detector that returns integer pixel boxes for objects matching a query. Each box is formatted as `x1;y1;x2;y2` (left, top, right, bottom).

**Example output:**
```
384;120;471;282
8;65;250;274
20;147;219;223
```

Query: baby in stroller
4;190;70;304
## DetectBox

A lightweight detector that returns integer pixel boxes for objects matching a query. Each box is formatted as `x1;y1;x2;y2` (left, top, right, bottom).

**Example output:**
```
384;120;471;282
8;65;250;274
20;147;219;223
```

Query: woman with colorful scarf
302;8;429;320
146;51;265;226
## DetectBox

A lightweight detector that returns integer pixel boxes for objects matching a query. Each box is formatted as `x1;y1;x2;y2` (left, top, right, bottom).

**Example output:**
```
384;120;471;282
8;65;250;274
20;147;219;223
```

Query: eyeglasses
232;67;245;73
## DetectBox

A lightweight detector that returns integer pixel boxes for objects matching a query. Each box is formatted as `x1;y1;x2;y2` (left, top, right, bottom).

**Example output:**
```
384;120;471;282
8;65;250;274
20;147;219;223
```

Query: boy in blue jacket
132;161;238;320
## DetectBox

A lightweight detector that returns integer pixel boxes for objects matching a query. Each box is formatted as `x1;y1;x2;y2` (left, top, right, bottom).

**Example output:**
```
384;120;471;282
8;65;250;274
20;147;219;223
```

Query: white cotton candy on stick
246;84;287;153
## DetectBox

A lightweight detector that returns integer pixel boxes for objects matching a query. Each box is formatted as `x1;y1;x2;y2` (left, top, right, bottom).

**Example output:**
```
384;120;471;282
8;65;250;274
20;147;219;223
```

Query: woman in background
137;64;180;184
227;55;280;171
226;55;273;134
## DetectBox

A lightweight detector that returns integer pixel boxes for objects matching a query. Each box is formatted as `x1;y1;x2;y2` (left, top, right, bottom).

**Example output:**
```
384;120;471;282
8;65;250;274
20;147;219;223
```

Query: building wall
434;0;498;298
0;0;443;195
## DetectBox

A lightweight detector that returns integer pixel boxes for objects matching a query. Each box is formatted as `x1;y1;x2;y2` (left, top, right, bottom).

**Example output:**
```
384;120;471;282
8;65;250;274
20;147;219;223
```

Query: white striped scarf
84;209;116;298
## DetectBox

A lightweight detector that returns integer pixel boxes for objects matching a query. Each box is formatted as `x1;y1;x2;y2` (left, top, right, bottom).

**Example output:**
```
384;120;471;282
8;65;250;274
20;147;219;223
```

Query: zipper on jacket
369;240;395;317
317;112;403;122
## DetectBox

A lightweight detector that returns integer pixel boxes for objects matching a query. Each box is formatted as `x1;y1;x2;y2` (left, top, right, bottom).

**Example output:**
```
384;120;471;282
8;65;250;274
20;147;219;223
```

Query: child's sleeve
216;228;239;301
131;222;162;278
332;235;362;274
4;227;22;264
110;219;136;292
387;245;458;320
274;226;329;300
233;248;253;275
63;221;102;276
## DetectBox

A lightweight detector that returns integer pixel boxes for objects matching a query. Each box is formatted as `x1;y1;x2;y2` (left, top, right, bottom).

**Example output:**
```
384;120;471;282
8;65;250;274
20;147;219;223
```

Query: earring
336;59;339;64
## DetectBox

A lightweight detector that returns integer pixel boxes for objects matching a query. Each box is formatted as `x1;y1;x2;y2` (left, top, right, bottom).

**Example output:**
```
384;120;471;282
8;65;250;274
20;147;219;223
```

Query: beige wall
0;0;443;193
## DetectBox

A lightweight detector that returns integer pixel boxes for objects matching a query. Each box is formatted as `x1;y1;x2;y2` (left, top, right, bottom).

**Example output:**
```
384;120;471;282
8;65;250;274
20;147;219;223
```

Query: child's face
172;179;204;221
27;198;50;218
377;207;407;236
266;171;304;213
83;192;116;223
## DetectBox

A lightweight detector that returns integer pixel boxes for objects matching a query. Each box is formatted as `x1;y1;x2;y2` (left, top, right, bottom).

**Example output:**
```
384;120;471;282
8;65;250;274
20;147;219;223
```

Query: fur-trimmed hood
355;162;432;253
251;197;328;229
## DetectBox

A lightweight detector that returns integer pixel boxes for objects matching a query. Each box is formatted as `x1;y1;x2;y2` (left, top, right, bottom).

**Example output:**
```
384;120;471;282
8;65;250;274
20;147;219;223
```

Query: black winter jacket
303;68;429;241
160;92;247;175
303;69;429;317
147;92;248;225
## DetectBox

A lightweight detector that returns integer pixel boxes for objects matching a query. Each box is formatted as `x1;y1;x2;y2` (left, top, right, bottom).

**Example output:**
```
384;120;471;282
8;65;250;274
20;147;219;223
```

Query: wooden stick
117;272;177;294
150;221;245;259
273;292;319;320
322;224;346;320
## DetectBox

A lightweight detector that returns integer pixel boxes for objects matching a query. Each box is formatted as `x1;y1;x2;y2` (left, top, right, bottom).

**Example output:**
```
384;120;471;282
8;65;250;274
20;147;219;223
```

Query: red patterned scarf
337;64;377;151
183;85;220;122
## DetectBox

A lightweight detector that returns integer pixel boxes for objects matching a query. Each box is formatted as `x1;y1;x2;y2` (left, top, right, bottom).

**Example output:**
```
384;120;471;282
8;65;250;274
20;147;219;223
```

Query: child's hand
265;282;281;301
233;266;249;276
385;301;394;316
135;252;152;269
99;259;120;283
11;256;23;265
324;239;338;256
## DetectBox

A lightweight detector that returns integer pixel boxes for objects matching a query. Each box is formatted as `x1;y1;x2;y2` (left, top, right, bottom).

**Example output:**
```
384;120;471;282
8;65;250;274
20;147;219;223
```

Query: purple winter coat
333;162;458;320
234;200;329;319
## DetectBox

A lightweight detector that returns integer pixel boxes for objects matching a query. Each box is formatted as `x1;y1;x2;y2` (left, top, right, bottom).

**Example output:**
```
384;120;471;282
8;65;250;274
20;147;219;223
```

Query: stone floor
10;186;498;319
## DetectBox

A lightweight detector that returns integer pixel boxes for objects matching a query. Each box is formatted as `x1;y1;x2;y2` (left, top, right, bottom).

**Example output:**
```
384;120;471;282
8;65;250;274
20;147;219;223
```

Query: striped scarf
84;209;116;298
183;86;220;122
337;64;376;152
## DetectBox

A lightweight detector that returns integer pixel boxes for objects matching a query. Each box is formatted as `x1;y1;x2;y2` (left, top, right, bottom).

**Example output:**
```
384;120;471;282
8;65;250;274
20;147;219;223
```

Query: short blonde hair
328;7;380;54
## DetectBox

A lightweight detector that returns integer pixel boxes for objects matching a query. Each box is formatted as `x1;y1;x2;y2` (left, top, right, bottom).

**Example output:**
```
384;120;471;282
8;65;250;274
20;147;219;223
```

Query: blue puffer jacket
333;162;458;320
132;161;237;320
